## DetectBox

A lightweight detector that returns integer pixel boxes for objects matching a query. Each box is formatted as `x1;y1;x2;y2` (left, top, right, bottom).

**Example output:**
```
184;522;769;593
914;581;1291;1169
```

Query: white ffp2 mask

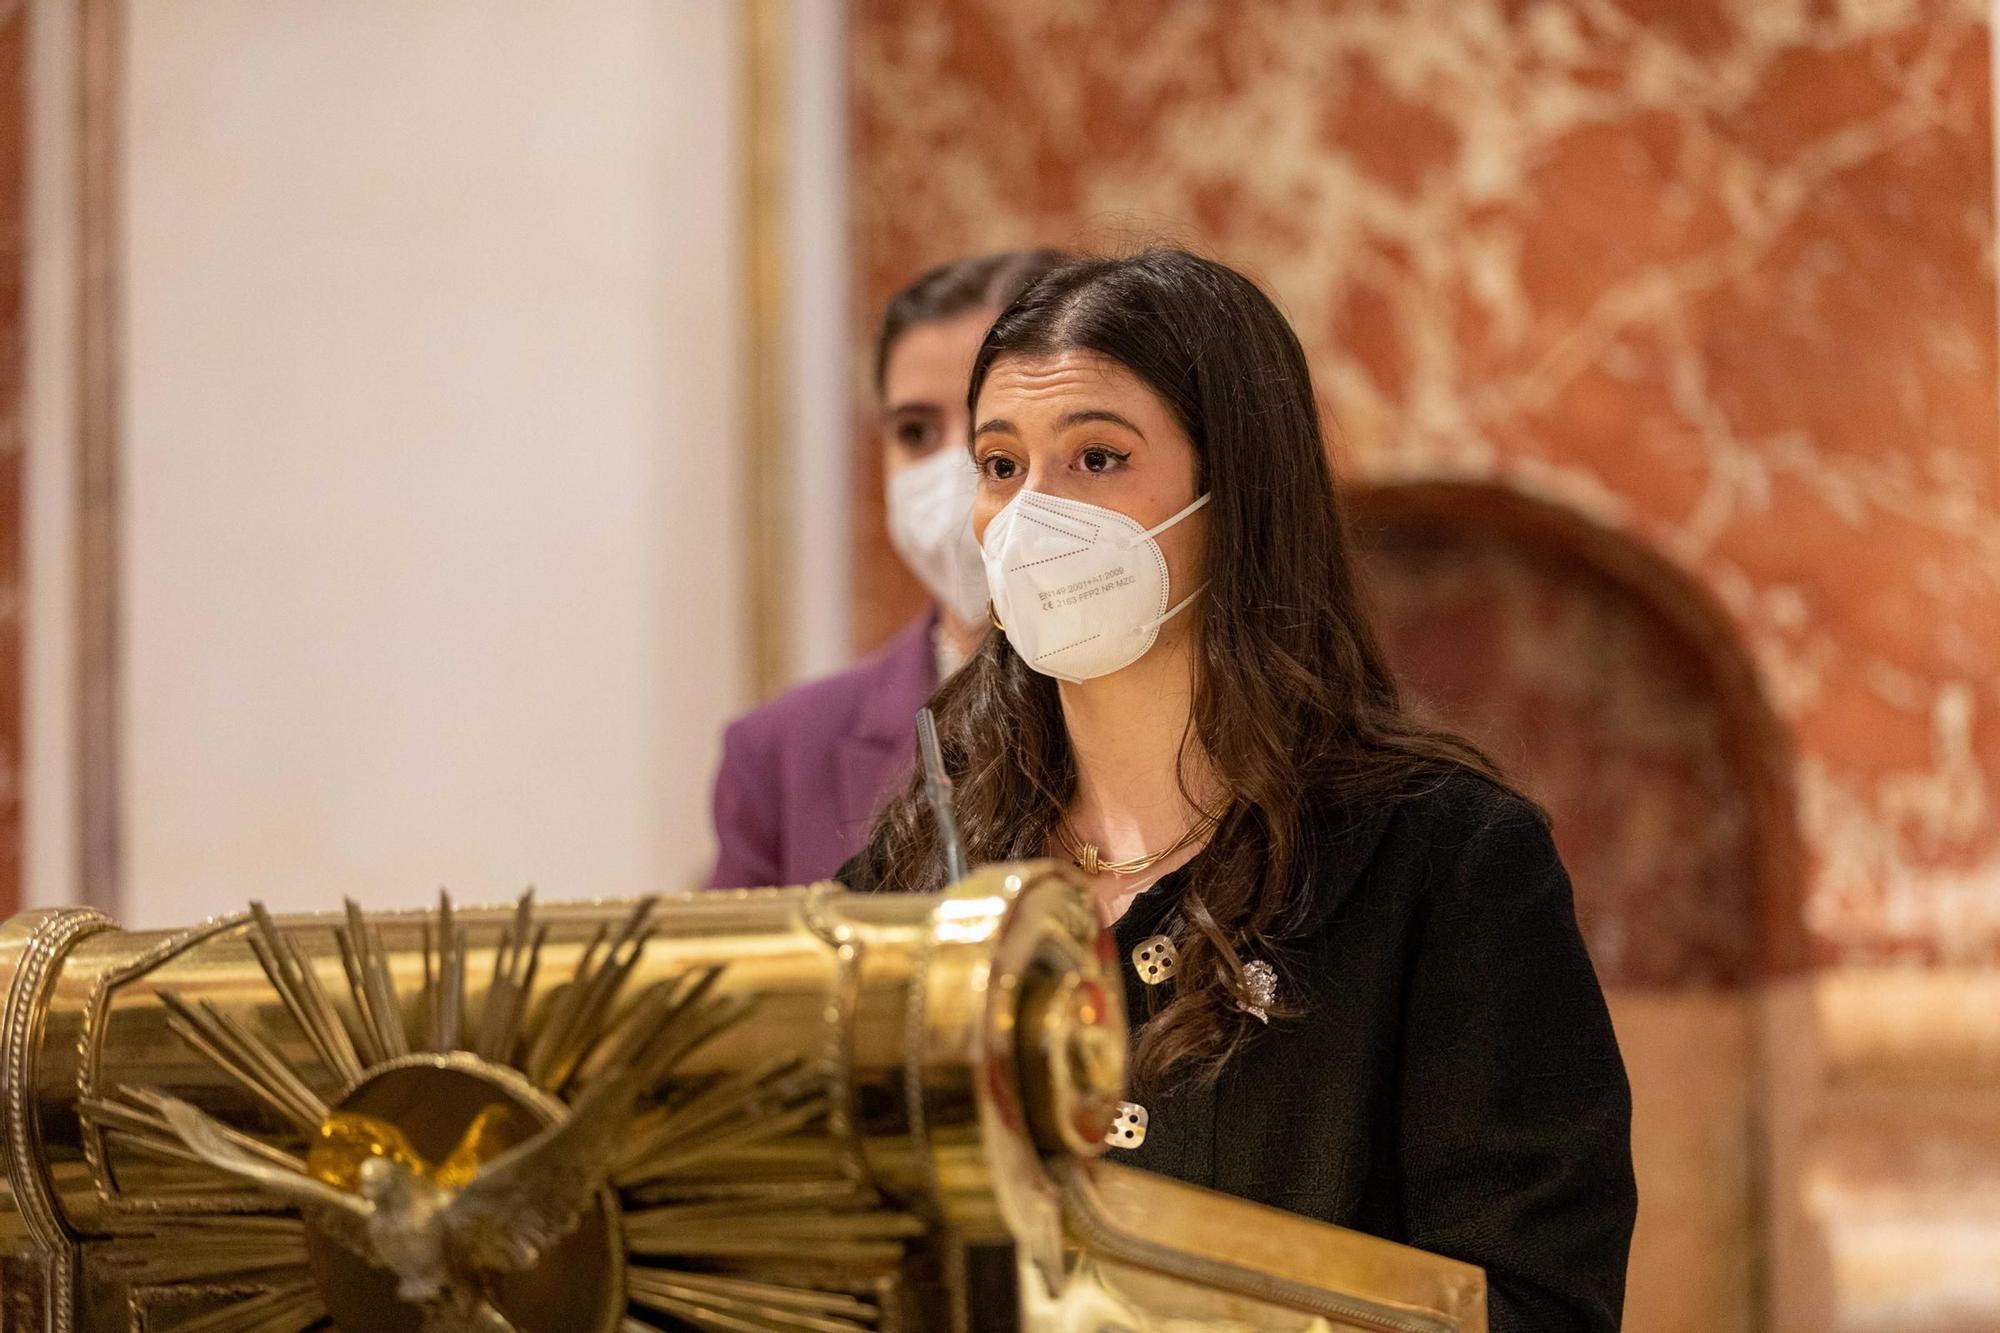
886;447;989;625
981;490;1209;682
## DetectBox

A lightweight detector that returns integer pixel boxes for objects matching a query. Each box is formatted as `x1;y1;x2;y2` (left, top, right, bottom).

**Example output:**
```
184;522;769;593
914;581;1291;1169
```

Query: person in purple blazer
708;250;1066;888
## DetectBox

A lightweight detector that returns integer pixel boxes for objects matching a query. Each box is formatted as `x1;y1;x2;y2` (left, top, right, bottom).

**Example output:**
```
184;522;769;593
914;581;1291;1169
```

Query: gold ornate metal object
140;1055;646;1333
0;866;1486;1331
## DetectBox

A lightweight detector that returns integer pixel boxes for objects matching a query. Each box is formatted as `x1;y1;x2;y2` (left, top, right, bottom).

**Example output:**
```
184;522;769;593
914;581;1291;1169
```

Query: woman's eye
1080;447;1127;474
980;455;1020;481
896;421;938;451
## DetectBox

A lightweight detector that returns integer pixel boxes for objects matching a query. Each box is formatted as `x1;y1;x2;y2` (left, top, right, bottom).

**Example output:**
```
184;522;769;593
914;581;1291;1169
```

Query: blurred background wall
849;1;1999;1330
0;0;22;934
12;0;850;928
0;1;1990;1329
102;0;749;923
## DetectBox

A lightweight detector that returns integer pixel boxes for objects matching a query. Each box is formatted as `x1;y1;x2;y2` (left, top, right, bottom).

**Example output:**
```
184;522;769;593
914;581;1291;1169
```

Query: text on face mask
1039;566;1139;611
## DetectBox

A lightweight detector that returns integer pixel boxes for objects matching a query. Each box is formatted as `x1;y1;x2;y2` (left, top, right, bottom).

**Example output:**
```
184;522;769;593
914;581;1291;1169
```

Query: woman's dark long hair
850;249;1505;1088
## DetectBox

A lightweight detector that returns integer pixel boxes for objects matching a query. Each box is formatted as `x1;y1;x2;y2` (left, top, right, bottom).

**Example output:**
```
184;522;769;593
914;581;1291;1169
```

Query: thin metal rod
917;707;967;885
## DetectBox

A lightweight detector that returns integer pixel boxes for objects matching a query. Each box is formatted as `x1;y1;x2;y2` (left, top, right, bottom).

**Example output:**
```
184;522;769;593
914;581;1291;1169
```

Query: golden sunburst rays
154;990;331;1132
87;1086;309;1185
80;891;928;1332
100;1214;311;1284
468;892;544;1062
165;1279;328;1333
623;1271;886;1333
245;901;363;1085
615;1171;922;1329
602;989;923;1331
524;897;673;1092
333;897;411;1067
615;1056;821;1194
95;1215;326;1332
625;1190;927;1264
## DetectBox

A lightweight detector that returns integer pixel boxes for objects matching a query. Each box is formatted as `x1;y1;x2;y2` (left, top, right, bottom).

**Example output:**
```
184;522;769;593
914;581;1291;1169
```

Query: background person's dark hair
873;248;1071;393
851;248;1513;1089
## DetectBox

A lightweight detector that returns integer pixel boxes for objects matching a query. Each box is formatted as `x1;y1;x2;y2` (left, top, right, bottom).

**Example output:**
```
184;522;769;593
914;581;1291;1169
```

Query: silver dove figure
151;1068;646;1333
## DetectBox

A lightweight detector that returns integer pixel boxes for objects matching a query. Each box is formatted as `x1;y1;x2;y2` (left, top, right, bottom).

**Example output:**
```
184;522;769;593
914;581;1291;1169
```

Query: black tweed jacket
846;768;1636;1332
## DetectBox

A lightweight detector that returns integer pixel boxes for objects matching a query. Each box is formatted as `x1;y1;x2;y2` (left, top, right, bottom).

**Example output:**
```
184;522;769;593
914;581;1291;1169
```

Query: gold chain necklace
1055;809;1223;878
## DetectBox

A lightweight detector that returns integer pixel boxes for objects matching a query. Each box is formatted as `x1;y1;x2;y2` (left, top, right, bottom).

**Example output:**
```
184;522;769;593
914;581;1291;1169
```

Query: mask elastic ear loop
1139;494;1210;631
1145;580;1209;631
1139;492;1212;541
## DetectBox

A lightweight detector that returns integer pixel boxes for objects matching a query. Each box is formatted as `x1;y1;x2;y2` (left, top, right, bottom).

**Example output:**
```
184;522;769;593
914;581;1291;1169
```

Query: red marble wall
849;0;1999;968
0;0;23;921
1354;510;1758;987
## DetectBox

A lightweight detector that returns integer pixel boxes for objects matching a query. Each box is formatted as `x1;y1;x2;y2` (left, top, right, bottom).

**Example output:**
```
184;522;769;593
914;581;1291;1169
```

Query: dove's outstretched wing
154;1094;377;1257
437;1070;645;1273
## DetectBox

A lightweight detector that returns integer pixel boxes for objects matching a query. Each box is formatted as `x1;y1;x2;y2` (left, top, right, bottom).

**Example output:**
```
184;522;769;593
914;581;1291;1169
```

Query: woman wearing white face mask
707;249;1066;889
842;251;1636;1333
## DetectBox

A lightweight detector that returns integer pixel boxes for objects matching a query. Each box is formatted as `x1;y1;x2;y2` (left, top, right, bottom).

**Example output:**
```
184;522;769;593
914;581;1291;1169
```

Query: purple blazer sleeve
708;715;782;890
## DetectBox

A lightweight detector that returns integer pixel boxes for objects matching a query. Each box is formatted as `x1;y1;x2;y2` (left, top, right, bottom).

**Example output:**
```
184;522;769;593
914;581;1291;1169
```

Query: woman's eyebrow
972;418;1017;440
886;400;942;418
1058;408;1146;438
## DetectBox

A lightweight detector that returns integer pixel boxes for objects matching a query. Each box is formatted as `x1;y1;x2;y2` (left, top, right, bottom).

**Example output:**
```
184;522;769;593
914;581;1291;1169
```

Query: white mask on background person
885;446;989;625
981;489;1210;683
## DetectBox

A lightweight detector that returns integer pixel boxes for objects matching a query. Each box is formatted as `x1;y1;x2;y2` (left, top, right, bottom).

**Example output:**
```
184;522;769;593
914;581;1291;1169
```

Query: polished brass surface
1034;1162;1488;1333
0;863;1487;1331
